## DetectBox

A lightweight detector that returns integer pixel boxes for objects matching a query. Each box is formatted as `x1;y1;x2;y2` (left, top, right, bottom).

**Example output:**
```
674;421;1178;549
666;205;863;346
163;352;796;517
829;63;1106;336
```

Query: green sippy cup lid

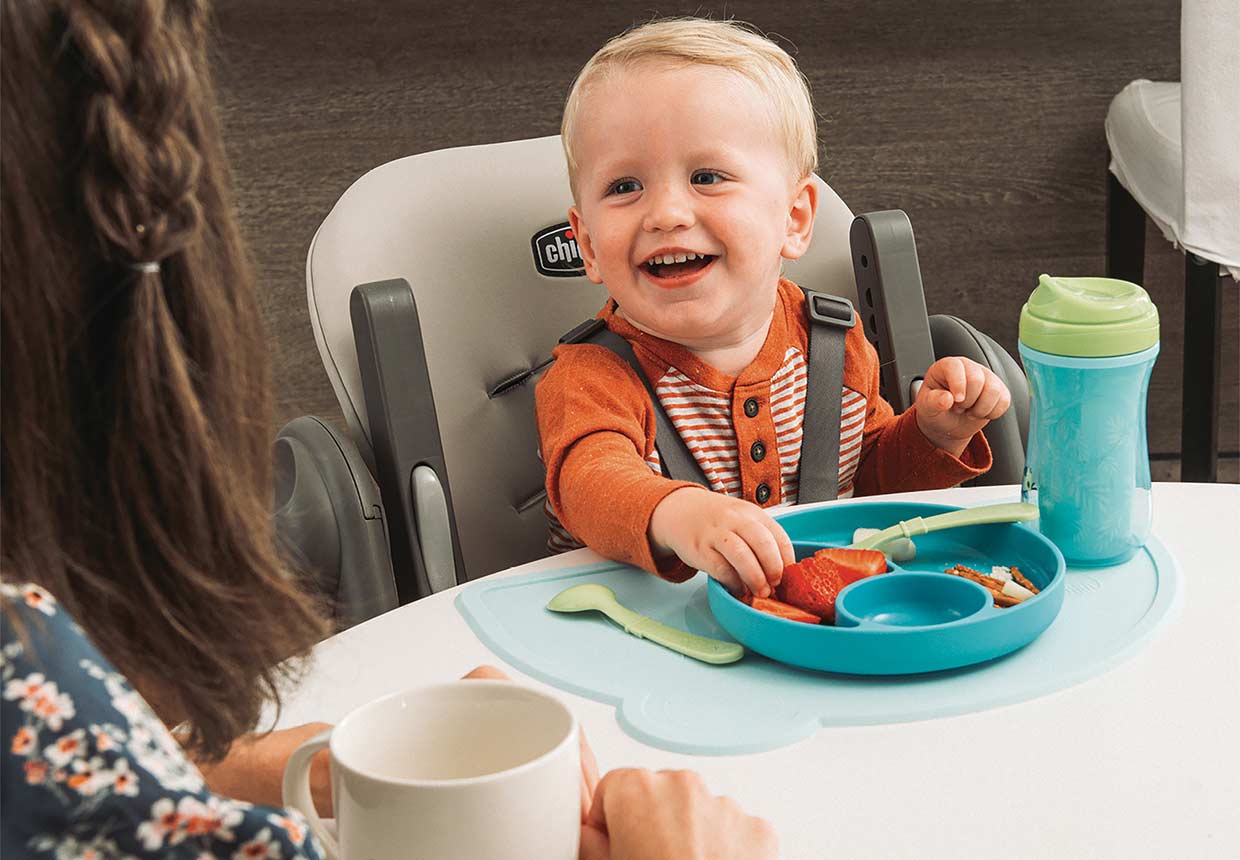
1018;275;1159;357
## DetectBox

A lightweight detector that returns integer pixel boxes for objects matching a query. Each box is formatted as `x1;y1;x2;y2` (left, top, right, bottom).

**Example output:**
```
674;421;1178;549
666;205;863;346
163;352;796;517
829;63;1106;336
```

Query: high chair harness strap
559;319;709;487
558;289;856;503
798;290;857;503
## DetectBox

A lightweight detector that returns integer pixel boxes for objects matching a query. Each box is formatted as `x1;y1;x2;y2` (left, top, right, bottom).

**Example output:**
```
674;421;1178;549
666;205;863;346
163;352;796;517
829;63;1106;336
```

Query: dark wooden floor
212;0;1237;466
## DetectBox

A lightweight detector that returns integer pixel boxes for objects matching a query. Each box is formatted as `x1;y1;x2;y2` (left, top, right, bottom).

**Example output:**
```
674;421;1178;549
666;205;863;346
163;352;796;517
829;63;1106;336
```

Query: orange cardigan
535;279;991;580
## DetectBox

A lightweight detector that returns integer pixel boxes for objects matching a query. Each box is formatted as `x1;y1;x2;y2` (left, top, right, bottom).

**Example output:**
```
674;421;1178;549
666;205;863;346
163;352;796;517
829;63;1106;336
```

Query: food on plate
1009;567;1039;593
852;527;917;562
944;564;1040;607
743;595;822;625
738;549;1041;626
1002;580;1036;601
774;548;886;624
811;547;887;577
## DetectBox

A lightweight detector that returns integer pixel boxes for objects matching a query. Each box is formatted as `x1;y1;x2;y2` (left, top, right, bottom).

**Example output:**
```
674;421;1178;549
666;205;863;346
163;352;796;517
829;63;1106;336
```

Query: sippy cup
1018;275;1159;567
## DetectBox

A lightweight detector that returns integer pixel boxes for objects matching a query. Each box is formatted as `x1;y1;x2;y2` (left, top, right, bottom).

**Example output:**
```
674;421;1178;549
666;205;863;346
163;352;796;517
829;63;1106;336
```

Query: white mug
282;680;580;860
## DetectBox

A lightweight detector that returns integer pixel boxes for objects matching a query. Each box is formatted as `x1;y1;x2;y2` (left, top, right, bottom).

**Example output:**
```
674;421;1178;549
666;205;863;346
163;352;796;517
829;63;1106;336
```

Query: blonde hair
561;18;818;195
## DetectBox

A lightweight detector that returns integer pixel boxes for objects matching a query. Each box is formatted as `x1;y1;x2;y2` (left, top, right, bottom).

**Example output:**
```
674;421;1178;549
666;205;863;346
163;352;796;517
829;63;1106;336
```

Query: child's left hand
914;356;1011;457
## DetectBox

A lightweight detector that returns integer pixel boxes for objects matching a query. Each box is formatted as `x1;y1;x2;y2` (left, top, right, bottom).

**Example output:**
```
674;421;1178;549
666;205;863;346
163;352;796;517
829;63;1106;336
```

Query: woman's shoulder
2;581;95;679
1;581;323;860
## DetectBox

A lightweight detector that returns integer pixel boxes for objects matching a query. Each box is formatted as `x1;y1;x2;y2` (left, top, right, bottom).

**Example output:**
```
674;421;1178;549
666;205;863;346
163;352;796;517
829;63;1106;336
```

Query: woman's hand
462;665;600;822
649;487;794;598
578;768;779;860
196;722;334;816
915;356;1012;457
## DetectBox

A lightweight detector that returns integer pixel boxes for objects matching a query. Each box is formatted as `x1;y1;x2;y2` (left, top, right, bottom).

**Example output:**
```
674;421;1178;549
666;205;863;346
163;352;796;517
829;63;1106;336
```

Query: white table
277;484;1240;859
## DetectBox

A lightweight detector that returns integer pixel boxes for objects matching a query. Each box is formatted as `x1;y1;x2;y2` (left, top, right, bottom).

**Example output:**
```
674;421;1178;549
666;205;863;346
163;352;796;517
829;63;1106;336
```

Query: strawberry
776;556;856;624
813;547;887;578
748;596;821;625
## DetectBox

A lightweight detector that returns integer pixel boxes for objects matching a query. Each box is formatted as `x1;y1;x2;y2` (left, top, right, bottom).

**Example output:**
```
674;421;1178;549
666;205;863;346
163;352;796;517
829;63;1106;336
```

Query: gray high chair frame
275;135;1030;626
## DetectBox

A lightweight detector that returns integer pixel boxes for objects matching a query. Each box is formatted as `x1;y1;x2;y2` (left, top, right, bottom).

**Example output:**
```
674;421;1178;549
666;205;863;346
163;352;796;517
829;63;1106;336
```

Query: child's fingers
701;549;747;596
978;383;1012;420
955;361;986;411
713;531;770;598
767;517;795;568
916;379;956;415
930;389;955;413
967;373;1008;419
928;357;968;402
991;385;1012;419
735;518;788;587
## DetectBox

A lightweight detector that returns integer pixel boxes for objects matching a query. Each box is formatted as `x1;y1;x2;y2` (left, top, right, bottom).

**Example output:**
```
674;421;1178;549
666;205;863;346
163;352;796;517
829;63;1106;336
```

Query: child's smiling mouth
640;251;718;288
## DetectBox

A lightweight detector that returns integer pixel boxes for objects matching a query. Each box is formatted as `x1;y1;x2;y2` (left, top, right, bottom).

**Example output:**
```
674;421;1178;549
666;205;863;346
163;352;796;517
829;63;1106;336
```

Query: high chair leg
1105;170;1146;285
1181;255;1222;482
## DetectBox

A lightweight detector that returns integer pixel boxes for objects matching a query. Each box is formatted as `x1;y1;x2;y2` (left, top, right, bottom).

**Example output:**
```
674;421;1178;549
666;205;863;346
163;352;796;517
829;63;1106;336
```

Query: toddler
536;18;1011;599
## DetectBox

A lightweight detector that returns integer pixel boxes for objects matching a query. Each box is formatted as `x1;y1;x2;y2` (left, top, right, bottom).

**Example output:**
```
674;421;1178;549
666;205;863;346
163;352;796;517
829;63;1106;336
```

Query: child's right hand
648;487;794;598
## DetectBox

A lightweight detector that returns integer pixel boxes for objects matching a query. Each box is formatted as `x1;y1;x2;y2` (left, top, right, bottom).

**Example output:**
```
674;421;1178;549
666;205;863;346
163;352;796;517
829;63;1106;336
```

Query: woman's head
1;0;326;760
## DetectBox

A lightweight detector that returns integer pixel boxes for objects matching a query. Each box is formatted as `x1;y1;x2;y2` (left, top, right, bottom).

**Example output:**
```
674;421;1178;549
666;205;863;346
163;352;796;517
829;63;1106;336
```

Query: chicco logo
531;222;586;277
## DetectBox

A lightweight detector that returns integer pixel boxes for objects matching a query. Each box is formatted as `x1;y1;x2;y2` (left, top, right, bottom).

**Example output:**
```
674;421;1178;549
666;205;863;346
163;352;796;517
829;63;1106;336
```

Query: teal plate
456;499;1180;755
709;501;1066;675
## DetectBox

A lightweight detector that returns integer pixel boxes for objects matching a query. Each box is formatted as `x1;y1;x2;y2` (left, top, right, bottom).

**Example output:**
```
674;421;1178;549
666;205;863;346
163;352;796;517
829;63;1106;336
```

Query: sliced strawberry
749;596;821;625
813;547;887;578
776;556;849;623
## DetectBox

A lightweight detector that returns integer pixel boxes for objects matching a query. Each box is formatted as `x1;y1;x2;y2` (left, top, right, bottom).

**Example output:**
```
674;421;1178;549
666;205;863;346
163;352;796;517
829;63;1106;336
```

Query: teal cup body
1019;342;1158;566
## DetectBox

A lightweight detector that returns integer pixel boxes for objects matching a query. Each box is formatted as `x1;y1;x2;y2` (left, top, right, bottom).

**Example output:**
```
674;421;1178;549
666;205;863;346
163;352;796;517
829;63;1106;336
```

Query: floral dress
1;582;324;860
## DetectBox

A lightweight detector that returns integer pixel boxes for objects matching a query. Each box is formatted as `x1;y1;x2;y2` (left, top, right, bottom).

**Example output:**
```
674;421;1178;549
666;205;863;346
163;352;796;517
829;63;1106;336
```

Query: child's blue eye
691;171;725;186
608;178;641;196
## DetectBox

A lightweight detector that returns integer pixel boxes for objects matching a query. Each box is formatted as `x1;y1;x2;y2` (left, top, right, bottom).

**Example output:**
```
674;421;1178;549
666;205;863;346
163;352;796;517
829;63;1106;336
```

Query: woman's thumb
578;824;611;860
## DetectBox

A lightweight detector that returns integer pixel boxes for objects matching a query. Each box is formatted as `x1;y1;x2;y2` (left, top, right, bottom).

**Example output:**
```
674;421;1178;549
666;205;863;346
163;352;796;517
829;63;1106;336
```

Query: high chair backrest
306;135;860;598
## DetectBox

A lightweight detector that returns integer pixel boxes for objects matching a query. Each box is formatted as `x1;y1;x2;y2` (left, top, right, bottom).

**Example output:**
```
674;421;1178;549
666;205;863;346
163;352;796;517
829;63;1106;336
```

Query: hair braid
67;0;205;265
2;0;329;761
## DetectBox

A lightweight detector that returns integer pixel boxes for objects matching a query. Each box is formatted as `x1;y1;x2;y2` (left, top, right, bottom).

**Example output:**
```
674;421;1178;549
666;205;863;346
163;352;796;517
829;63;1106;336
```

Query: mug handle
281;727;339;859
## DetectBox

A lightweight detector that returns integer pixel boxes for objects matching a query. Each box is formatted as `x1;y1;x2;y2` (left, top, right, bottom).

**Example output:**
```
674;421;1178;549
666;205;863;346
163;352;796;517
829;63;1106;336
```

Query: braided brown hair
1;0;328;760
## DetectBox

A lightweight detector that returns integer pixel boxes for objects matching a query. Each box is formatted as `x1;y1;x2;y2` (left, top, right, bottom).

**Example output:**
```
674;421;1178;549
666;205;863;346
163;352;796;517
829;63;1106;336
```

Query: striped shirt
537;278;991;576
546;346;866;552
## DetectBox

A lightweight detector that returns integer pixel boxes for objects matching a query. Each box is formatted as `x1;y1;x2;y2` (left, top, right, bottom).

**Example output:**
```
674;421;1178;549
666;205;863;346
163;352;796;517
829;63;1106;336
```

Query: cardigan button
750;441;766;462
755;482;772;504
743;397;760;418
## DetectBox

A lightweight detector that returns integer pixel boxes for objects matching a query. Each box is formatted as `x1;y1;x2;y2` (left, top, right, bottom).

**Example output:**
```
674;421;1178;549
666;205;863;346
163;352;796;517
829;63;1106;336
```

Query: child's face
568;61;816;350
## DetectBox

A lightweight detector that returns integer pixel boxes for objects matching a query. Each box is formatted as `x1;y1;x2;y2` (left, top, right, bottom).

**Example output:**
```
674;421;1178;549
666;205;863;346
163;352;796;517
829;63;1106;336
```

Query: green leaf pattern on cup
1022;353;1154;564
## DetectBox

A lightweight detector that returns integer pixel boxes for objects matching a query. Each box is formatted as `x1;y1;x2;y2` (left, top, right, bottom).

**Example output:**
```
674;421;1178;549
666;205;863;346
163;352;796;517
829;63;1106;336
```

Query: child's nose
641;182;696;233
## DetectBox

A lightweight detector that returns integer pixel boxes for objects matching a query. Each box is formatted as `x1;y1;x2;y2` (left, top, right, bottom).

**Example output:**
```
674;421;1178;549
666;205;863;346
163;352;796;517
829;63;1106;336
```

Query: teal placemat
456;538;1179;755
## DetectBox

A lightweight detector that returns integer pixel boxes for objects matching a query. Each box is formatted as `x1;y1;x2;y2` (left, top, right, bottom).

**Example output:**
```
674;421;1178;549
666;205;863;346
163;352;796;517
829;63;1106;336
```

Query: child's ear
780;177;818;260
568;206;604;284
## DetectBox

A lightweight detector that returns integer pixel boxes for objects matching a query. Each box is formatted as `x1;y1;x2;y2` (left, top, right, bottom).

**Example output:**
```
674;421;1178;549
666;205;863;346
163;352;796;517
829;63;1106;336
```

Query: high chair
280;135;1029;618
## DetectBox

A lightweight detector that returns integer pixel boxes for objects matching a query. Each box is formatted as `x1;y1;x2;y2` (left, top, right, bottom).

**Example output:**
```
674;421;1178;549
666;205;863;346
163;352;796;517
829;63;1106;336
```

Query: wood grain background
211;0;1237;473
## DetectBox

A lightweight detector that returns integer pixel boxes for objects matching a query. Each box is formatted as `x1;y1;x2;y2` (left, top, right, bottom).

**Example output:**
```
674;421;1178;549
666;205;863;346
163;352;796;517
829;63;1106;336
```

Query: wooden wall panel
212;0;1237;465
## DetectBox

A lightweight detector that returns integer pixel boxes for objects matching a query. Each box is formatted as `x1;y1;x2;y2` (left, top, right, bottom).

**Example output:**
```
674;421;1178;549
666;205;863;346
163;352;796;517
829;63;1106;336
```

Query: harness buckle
806;292;856;329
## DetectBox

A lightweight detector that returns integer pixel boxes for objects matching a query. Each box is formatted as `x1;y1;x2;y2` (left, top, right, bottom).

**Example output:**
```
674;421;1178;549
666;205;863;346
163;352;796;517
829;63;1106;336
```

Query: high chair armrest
351;279;464;603
850;210;937;412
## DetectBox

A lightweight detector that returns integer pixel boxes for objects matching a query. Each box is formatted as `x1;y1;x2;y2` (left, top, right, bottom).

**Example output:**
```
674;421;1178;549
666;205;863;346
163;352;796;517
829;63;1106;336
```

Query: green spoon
547;583;744;665
848;501;1039;550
